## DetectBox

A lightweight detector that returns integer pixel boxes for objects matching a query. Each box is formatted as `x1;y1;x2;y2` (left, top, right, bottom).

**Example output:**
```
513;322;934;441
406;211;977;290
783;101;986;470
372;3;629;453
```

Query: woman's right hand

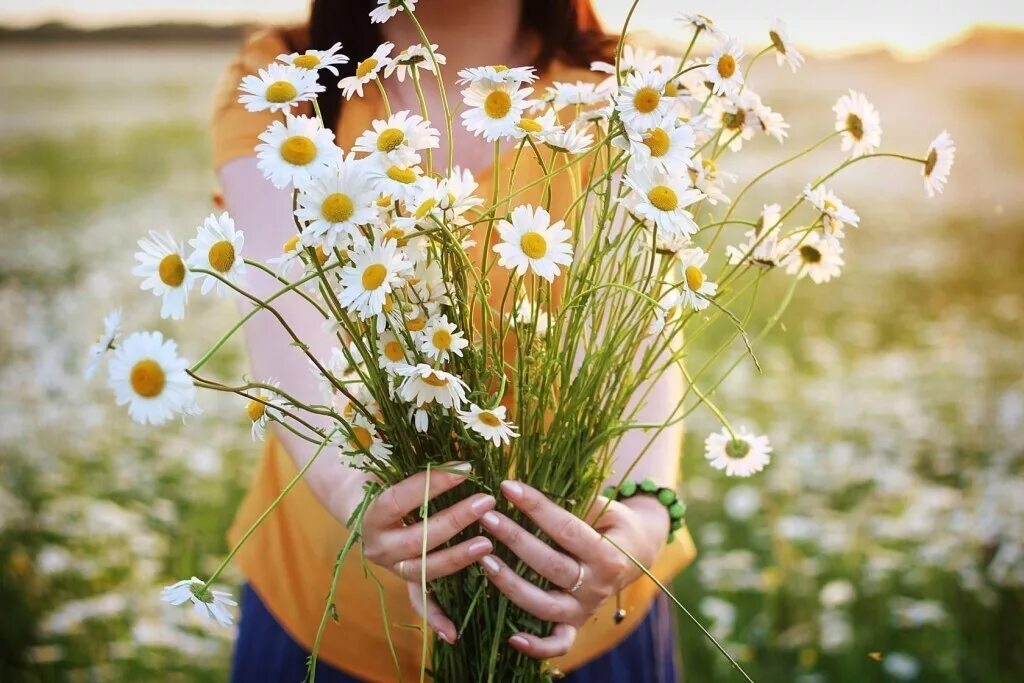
359;462;495;644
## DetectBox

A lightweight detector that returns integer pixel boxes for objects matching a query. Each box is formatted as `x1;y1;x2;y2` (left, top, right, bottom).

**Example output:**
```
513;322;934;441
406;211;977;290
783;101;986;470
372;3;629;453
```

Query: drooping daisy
510;110;560;143
246;379;284;441
767;19;804;72
365;158;424;203
834;90;882;157
623;164;704;239
339;42;394;99
419;314;468;362
615;70;674;133
457;403;518;447
457;65;537;88
393;363;469;409
369;0;417;24
672;248;718;311
726;204;787;269
276;41;348;75
461;80;534;141
84;309;122;379
295;155;376;248
493;204;574;282
352;110;439;166
384;44;446;82
784;232;845;284
705;39;745;96
340;413;392;466
161;577;237;627
132;231;195;320
803;184;860;241
237;62;324;113
544;123;594;155
337;238;412;319
187;212;247;296
617;113;695;175
256;114;340;189
107;331;197;426
922;130;955;198
704;427;772;477
677;13;723;39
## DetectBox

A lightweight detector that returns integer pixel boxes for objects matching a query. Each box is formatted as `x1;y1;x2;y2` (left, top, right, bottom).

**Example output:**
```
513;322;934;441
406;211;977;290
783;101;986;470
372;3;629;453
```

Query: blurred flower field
1;37;1023;682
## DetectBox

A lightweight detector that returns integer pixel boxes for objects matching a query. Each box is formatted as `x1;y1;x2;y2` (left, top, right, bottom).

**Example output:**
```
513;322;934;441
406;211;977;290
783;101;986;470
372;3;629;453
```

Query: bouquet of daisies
87;2;955;681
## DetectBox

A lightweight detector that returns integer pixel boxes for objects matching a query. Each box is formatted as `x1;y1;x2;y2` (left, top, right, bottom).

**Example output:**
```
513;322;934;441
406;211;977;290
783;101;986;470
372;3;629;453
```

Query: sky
2;0;1022;56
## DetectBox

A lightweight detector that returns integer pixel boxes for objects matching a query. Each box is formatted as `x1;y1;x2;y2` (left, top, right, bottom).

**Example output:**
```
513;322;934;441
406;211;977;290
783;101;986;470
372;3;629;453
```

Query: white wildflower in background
726;203;787;269
369;0;417;24
339;42;394;99
704;426;772;477
803;184;860;241
107;331;197;426
458;404;518;447
784;231;845;284
677;13;722;39
923;130;956;198
882;652;922;681
84;309;122;379
705;40;745;96
548;80;603;110
295;155;376;248
768;19;804;72
834;90;882;157
276;41;348;75
461;80;534;141
160;577;237;627
187;212;247;297
132;231;194;320
237;63;323;113
256;114;340;189
493;205;573;282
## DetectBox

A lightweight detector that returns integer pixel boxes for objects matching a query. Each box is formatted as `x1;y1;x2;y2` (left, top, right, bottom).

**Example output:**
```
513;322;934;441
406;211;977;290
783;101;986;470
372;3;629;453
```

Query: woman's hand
359;463;496;644
477;480;669;659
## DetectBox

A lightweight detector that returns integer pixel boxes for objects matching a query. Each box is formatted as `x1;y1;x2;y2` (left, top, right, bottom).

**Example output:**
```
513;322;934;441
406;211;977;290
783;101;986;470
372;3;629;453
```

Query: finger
582;496;625;530
365;462;473;529
478;554;582;624
500;480;603;561
508;623;578;660
479;510;581;589
392;492;495;554
395;536;493;582
406;581;457;645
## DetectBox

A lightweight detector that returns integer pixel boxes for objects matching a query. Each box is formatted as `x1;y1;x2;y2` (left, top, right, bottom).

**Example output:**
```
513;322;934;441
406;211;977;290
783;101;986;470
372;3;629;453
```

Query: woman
211;1;695;680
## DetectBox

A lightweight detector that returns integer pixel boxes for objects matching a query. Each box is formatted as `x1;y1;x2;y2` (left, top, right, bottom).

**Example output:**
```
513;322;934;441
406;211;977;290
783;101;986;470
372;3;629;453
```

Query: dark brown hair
279;0;613;133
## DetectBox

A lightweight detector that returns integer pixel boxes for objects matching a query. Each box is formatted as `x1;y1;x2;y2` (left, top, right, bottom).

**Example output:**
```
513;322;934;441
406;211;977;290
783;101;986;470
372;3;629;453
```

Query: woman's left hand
477;480;670;660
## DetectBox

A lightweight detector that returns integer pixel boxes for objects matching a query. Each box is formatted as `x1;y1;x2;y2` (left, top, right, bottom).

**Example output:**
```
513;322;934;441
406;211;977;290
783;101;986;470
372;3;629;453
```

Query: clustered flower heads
84;1;956;631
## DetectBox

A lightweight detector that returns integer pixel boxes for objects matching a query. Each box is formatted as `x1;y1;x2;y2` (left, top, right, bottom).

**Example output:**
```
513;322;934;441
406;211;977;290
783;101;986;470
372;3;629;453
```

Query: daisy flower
493;204;574;282
246;379;284;441
834;90;882;157
384;44;446;82
617;113;695;176
369;0;417;24
726;204;787;269
295;155;376;248
341;414;392;466
84;309;122;379
457;403;518;447
677;13;723;39
256;114;340;189
107;331;197;426
419;314;468;362
439;167;483;218
704;427;772;477
705;39;745;96
784;232;845;284
337;238;412;319
187;212;247;297
394;363;469;409
132;231;194;320
276;41;348;75
623;164;704;239
265;234;305;278
544;123;594;155
511;297;550;335
615;70;674;133
161;577;237;627
365;158;424;203
923;130;955;198
458;65;537;87
548;80;604;110
672;248;718;311
461;80;534;141
511;110;560;143
352;110;439;166
376;330;410;370
237;62;323;113
769;19;804;72
591;45;663;91
803;184;860;241
339;42;394;99
688;155;734;205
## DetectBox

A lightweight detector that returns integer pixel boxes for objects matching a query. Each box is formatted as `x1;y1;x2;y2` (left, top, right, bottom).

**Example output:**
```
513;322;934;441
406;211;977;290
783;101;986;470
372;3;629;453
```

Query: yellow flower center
484;90;513;119
846;113;864;140
493;64;509;72
208;240;235;273
376;127;406;152
282;235;300;253
517;118;543;133
293;54;320;69
265;80;298;103
158;253;185;287
247;400;266;422
520;231;548;259
633;87;661;114
422;372;449;387
702;157;717;174
315;245;329;265
383;226;405;241
356;57;378;79
477;411;502;427
376;194;393;208
924;148;938;176
321;193;354;222
406;316;426;332
415;197;437;219
386;166;417;184
361;263;388;290
382;295;395;313
280;136;317;165
684;265;705;291
432;328;453;350
383;340;404;362
643;128;670;157
769;30;786;54
350;426;373;450
130;359;165;398
664;80;679;97
723;109;745;130
647;185;678;212
717;54;736;79
800;245;822;264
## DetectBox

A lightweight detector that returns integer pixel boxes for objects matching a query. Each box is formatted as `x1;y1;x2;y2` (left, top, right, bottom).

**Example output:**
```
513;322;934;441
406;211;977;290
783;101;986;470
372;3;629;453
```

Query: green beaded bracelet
602;478;687;542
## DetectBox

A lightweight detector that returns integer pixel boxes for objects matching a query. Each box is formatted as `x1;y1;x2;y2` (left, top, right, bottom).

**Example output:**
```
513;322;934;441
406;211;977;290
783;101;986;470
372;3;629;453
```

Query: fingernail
468;537;492;555
444;461;472;474
470;494;495;513
481;511;500;528
500;480;524;499
438;631;454;644
509;635;529;648
480;554;500;575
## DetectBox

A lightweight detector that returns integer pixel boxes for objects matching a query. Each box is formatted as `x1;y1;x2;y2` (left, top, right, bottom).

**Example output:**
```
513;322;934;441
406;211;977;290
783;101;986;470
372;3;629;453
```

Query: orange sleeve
210;29;289;170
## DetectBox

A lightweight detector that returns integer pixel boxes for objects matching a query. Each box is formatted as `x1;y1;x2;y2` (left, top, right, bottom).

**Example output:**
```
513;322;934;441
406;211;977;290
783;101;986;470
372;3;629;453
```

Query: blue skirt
231;583;679;682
